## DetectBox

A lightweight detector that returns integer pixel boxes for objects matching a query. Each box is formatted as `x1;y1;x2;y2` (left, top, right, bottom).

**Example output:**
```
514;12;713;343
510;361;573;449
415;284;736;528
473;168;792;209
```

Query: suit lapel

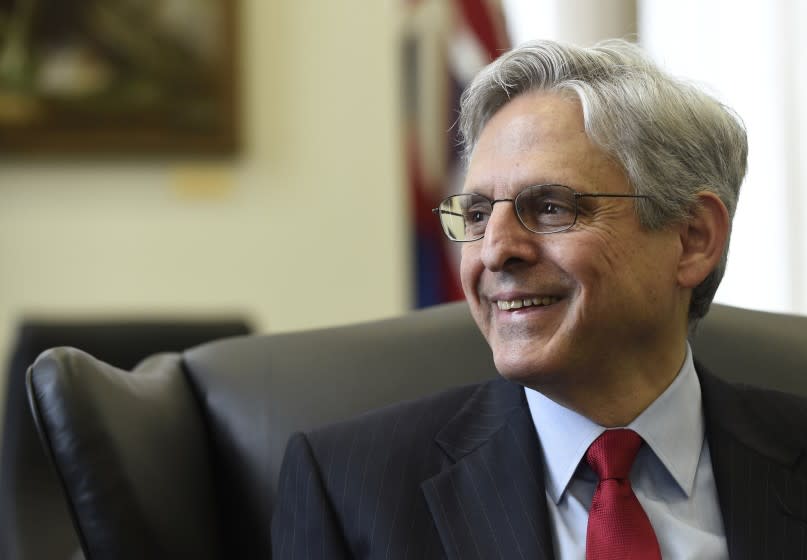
700;367;807;559
421;378;556;560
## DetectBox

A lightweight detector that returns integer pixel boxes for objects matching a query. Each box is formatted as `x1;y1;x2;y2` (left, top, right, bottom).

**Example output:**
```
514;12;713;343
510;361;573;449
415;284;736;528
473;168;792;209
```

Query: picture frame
0;0;239;155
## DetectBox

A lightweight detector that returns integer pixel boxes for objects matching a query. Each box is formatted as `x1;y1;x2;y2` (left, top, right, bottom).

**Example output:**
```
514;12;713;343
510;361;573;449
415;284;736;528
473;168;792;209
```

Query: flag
402;0;510;308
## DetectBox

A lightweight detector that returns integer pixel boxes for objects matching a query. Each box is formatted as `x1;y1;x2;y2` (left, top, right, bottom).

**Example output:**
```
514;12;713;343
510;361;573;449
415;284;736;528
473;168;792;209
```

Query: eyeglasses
432;184;653;242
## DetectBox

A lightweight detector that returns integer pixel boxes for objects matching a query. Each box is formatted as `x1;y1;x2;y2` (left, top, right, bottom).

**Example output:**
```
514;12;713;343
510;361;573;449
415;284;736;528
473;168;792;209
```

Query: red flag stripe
454;0;509;60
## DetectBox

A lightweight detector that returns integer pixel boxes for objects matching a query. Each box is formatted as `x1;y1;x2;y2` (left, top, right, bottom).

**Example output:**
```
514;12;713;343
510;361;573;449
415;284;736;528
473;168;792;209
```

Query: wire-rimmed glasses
432;184;652;242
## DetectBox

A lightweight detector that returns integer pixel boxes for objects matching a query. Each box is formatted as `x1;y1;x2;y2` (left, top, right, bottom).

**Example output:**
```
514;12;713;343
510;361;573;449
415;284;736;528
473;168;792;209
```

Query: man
272;39;807;559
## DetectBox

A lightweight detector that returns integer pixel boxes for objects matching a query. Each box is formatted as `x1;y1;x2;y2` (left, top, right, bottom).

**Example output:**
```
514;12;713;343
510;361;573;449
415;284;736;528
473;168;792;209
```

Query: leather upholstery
25;302;807;559
1;319;250;560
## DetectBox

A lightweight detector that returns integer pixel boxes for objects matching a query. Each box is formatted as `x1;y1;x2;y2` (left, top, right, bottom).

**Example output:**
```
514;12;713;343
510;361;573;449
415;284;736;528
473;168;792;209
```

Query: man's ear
677;191;730;289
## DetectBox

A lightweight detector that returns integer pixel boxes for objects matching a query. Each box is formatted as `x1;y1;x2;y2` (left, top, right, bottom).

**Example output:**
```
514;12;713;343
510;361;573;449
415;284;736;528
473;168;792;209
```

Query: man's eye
537;200;573;215
464;207;490;223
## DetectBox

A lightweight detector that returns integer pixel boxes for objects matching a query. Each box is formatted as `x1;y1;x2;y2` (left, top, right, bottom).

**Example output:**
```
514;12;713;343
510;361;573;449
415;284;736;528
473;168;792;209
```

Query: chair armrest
26;347;221;560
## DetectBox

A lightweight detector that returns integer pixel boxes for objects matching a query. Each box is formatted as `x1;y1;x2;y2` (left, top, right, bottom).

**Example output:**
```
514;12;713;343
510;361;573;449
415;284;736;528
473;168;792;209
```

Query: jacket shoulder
289;381;493;555
306;381;485;457
700;366;807;458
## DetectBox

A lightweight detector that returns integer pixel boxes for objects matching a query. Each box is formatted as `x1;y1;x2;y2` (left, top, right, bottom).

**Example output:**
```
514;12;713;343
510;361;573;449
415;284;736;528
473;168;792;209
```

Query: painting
0;0;238;155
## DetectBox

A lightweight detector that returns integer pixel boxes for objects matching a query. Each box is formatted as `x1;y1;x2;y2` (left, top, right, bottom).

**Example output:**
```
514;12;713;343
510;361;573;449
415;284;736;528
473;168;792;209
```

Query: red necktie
585;429;662;560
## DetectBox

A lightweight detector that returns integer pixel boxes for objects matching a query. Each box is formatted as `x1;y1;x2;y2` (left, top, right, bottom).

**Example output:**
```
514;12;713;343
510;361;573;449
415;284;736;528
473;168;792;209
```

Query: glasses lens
438;194;492;241
516;185;577;233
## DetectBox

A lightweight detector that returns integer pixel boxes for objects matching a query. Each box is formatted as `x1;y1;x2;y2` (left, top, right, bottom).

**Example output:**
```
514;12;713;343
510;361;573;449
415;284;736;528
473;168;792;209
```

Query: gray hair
459;39;748;326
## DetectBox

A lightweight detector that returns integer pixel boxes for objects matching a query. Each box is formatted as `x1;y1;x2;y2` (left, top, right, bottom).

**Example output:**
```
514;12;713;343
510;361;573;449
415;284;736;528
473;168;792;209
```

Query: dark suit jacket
271;368;807;559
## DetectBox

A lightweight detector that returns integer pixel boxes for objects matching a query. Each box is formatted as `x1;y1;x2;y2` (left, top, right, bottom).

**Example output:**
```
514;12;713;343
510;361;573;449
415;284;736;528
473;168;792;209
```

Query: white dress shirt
525;345;729;559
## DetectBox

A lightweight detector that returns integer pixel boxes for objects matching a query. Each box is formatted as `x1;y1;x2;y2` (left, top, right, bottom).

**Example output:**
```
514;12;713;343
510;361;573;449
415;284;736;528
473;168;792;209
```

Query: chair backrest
688;303;807;393
25;302;807;559
1;319;250;560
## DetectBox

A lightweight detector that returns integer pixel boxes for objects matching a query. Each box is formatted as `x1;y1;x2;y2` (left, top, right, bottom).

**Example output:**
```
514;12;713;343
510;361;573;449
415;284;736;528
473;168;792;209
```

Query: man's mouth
496;296;561;311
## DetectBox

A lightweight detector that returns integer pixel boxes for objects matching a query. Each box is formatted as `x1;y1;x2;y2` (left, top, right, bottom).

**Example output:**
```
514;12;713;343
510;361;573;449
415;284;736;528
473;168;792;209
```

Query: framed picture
0;0;238;155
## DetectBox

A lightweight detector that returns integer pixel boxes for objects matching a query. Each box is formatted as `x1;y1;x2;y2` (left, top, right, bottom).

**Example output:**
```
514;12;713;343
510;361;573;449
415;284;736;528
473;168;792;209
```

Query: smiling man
272;40;807;559
456;89;701;429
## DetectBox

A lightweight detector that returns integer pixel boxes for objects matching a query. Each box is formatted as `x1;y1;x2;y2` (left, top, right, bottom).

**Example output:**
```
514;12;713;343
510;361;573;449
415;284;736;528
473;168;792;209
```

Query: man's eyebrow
461;184;489;194
463;180;572;194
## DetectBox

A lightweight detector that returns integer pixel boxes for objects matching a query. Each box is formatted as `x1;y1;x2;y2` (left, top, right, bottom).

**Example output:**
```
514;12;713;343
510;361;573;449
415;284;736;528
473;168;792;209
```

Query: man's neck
529;340;688;427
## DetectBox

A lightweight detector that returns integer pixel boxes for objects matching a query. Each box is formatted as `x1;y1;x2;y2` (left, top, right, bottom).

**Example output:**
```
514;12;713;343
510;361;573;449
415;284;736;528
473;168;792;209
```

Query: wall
504;0;637;47
639;0;807;316
0;1;409;416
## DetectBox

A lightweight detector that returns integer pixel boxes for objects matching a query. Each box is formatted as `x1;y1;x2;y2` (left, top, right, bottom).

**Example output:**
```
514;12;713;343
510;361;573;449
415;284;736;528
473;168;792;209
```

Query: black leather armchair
25;302;807;559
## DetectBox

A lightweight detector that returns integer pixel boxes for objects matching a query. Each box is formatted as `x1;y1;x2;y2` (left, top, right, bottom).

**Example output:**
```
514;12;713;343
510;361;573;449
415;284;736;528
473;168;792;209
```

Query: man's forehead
486;90;584;138
463;92;594;192
469;93;586;158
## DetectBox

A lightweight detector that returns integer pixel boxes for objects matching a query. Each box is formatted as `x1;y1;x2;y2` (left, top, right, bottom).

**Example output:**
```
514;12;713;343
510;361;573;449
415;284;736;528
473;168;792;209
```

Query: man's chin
492;351;562;387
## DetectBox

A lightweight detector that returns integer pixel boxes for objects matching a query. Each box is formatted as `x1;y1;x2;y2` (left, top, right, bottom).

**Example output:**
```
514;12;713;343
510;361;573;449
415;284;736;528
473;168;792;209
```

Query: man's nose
479;202;540;271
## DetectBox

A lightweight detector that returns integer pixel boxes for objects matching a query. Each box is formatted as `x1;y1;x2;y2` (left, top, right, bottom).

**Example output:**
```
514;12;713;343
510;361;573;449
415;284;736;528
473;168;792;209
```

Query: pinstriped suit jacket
271;367;807;559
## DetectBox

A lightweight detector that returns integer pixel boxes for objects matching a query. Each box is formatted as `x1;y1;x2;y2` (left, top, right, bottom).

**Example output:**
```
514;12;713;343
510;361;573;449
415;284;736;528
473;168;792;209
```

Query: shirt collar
525;344;703;504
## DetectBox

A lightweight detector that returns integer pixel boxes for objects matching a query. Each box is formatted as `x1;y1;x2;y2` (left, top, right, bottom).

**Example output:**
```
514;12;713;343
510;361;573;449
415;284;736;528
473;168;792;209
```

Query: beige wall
0;1;409;412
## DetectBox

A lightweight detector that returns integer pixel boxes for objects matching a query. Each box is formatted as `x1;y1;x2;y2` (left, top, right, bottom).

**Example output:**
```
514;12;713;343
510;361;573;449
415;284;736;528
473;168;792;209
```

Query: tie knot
585;429;643;481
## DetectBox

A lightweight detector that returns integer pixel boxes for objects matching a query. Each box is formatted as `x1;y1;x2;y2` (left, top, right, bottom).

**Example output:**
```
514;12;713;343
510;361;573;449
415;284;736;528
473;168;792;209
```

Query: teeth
497;296;559;311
